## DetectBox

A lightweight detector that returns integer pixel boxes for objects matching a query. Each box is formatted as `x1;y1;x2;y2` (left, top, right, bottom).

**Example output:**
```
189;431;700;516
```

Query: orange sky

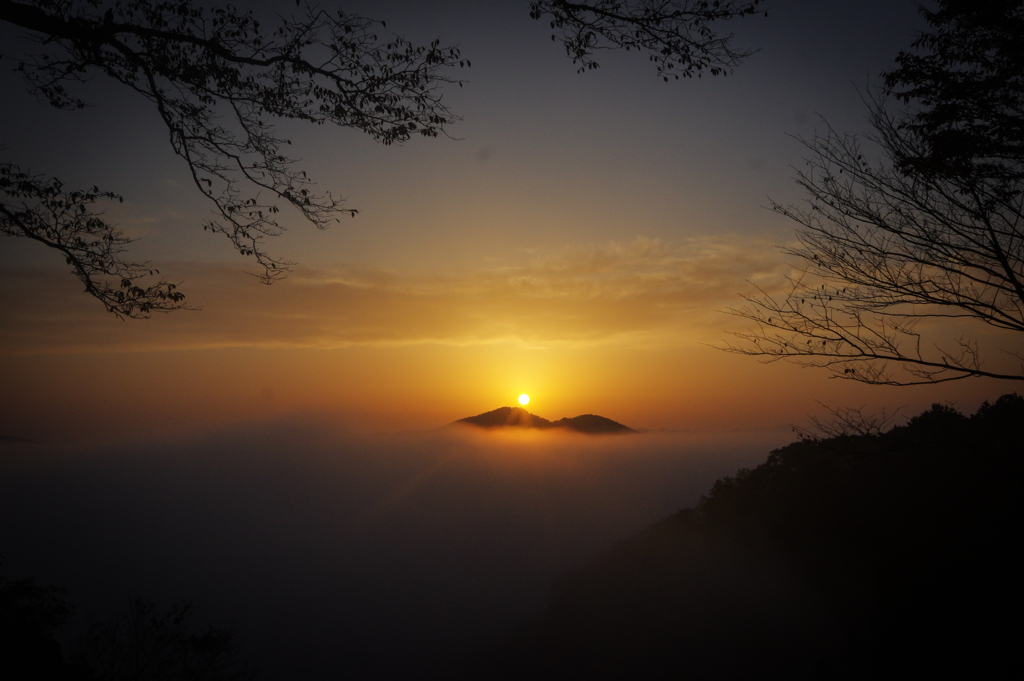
1;237;1011;443
1;1;1018;444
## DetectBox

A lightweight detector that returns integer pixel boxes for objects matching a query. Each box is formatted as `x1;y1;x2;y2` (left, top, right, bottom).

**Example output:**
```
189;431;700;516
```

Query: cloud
0;236;792;354
0;420;781;679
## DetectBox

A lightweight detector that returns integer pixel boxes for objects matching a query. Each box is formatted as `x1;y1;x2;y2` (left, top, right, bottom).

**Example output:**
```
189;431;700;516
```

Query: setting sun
518;394;530;406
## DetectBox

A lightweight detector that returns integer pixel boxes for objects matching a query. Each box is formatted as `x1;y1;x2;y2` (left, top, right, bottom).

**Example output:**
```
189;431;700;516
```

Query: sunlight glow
518;394;530;405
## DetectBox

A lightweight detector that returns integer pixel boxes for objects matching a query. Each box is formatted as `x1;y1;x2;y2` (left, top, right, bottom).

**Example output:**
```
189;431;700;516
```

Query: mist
0;419;787;679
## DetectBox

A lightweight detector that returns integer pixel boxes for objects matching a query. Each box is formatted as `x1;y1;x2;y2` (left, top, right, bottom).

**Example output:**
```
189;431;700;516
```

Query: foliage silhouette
0;560;88;679
74;598;251;681
724;0;1024;385
2;0;765;318
884;0;1024;189
529;0;766;80
0;161;187;316
461;394;1024;679
0;0;465;317
0;567;251;681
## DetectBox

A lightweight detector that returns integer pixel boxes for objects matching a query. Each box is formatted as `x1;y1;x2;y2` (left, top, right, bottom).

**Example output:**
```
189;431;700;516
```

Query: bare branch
721;2;1024;385
791;402;905;442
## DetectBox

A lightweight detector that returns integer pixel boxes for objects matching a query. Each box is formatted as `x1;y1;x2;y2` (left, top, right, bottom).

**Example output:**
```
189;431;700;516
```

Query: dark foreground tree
0;561;84;679
884;0;1024;188
1;564;251;680
75;598;251;681
723;0;1024;385
1;0;766;318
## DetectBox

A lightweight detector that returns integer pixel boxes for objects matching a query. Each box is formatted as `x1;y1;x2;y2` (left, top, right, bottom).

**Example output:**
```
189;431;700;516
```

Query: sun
518;394;530;406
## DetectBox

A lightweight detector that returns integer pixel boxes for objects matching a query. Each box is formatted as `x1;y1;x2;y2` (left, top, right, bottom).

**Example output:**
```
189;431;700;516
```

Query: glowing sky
0;0;1013;443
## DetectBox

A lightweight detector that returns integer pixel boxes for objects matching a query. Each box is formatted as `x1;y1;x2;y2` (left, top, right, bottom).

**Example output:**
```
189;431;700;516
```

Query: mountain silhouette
456;394;1023;680
455;407;635;434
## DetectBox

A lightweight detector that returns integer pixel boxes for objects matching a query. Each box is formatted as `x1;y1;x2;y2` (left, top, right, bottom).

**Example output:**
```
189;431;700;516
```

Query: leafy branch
530;0;766;80
1;0;465;298
0;161;186;318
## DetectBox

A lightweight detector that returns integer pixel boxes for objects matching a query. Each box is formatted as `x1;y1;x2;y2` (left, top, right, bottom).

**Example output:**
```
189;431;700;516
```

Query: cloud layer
0;236;789;354
0;421;781;679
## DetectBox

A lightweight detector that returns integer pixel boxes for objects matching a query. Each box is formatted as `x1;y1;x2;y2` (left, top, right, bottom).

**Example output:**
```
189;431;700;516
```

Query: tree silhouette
723;0;1024;385
530;0;766;80
1;559;251;680
2;0;766;318
884;0;1024;189
1;0;465;317
75;598;251;681
1;161;187;316
0;560;82;679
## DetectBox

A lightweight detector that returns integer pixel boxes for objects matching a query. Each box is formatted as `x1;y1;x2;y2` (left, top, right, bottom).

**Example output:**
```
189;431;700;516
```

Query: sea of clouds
0;419;789;679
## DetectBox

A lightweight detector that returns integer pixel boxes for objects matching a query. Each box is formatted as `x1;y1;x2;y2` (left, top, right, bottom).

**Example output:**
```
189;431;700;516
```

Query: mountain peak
454;407;635;434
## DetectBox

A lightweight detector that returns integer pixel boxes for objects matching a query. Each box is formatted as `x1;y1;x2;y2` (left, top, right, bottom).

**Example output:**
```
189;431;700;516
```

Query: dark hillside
463;394;1023;679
